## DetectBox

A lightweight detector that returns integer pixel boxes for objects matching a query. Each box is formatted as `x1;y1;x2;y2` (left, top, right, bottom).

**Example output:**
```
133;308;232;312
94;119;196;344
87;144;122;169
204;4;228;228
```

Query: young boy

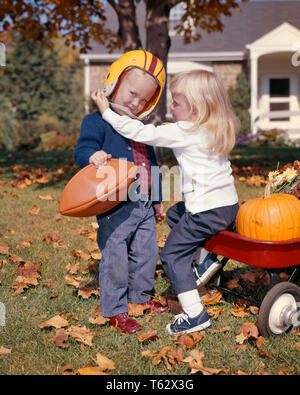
74;50;167;334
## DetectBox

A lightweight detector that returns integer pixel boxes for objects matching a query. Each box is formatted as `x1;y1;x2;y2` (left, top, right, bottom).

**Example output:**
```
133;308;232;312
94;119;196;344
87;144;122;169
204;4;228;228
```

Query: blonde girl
92;69;240;334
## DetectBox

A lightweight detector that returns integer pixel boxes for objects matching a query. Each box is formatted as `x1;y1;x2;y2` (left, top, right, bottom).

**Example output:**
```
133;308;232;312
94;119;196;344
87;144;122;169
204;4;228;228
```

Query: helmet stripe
148;55;158;74
155;64;164;80
143;50;147;69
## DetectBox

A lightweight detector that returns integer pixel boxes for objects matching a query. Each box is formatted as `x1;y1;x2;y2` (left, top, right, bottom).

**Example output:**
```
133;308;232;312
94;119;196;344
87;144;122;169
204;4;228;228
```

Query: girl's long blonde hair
169;70;240;156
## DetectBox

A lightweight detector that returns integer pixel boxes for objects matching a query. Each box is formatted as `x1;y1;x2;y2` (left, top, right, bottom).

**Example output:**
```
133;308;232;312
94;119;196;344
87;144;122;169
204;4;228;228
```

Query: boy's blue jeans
96;199;158;317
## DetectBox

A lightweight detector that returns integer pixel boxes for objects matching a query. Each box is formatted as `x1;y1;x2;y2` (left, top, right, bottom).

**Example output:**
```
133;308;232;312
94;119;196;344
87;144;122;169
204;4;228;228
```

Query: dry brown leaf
88;232;97;241
206;306;224;319
0;243;9;255
9;254;23;263
27;205;40;215
137;329;158;342
141;346;175;370
58;364;75;375
236;322;259;344
240;269;269;289
53;213;62;221
70;249;91;261
202;290;223;305
94;352;116;370
65;262;81;275
77;366;109;375
173;331;205;349
78;285;99;299
39;194;53;200
12;261;42;295
128;303;150;317
157;234;167;248
183;349;222;375
212;326;231;333
91;252;102;260
0;346;12;354
65;325;94;346
39;312;69;329
53;328;69;348
231;304;249;318
225;277;243;291
65;274;86;288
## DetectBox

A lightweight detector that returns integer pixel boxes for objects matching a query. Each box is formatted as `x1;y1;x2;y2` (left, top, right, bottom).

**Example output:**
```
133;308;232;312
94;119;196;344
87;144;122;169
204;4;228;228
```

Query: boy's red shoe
109;313;142;334
142;300;168;314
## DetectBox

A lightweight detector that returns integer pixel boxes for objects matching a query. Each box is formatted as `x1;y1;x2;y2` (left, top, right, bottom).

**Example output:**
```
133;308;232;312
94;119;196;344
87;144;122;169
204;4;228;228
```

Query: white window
260;74;299;126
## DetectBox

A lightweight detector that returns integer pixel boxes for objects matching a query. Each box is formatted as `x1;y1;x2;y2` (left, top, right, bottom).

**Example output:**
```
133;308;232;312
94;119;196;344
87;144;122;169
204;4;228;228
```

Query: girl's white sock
194;247;209;265
178;289;204;318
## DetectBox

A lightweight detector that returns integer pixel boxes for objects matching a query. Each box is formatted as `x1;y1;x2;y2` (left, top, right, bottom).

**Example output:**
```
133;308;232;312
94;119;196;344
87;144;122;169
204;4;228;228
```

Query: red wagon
204;231;300;337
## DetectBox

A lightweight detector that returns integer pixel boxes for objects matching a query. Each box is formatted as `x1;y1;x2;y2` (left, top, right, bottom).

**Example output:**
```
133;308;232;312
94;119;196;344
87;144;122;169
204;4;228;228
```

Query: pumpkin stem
264;180;272;199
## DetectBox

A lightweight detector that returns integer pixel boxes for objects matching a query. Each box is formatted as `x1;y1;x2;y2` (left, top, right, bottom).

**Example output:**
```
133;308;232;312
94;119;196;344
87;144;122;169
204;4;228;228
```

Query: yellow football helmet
104;50;166;118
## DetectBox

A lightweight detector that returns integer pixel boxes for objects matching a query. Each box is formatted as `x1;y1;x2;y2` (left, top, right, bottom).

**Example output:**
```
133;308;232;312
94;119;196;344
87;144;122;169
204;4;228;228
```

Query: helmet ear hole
106;73;110;80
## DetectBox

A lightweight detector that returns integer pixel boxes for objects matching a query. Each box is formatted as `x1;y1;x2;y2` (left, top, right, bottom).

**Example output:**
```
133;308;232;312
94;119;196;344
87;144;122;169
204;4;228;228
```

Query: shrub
228;72;251;135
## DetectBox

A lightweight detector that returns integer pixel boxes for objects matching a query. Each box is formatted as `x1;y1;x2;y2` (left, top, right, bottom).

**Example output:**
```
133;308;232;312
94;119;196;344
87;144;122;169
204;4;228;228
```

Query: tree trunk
145;0;172;163
108;0;142;51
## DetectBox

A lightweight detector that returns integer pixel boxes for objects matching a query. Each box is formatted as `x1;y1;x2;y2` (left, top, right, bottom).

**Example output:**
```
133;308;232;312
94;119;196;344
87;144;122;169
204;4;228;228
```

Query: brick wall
213;62;244;89
90;64;110;92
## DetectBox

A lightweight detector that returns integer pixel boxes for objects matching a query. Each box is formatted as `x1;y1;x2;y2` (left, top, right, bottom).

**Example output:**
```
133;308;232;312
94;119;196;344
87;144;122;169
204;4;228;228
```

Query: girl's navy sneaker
166;309;211;335
192;253;221;286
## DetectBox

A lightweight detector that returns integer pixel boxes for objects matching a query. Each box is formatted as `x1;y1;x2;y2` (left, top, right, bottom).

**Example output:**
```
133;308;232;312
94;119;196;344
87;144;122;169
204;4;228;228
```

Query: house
80;0;300;138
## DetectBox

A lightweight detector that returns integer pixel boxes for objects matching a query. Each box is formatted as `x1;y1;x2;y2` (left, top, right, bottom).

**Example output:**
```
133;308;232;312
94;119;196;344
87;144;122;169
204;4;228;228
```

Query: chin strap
108;102;149;121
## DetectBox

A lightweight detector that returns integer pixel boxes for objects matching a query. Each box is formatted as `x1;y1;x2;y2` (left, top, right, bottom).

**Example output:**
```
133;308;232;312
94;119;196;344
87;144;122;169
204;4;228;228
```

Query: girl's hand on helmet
91;88;110;114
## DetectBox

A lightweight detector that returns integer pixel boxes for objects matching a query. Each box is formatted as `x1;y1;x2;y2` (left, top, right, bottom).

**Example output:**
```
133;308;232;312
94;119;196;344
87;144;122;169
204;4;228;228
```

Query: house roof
84;1;300;60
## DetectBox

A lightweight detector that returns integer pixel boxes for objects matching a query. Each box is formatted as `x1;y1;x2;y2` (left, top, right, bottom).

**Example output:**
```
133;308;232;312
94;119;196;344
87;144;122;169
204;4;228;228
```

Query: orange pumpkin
236;184;300;241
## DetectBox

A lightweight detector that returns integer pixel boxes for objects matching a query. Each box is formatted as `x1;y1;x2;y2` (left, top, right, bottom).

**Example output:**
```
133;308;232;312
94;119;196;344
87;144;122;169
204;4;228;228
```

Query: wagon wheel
258;282;300;338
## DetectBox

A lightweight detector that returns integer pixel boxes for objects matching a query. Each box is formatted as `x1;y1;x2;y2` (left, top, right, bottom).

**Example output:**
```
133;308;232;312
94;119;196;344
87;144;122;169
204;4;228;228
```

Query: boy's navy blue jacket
74;111;162;203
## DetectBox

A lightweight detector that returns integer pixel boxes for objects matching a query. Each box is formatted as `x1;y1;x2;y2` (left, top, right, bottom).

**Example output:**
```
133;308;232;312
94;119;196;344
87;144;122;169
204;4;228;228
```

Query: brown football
59;159;137;217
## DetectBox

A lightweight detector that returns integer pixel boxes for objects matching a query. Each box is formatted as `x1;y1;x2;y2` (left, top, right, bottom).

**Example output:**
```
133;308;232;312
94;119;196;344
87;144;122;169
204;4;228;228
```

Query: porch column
84;58;90;114
250;52;259;134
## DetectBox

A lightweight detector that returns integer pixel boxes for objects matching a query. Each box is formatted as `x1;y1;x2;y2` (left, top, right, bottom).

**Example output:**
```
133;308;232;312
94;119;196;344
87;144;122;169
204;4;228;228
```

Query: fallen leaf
0;346;12;355
231;304;249;318
53;213;62;221
70;249;91;261
142;346;174;370
94;352;116;371
236;322;259;344
137;329;158;342
183;349;222;375
65;274;86;288
88;309;109;326
0;243;9;255
206;306;224;319
202;290;224;305
212;326;231;333
78;285;99;299
39;194;53;200
173;331;205;349
39;312;69;329
65;325;94;346
225;277;243;291
53;328;69;348
27;205;40;215
128;303;150;317
58;364;74;375
77;366;109;375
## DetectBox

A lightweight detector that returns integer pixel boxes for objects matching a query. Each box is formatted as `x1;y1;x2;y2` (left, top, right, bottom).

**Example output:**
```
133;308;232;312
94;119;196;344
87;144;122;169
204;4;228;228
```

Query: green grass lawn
0;149;299;375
